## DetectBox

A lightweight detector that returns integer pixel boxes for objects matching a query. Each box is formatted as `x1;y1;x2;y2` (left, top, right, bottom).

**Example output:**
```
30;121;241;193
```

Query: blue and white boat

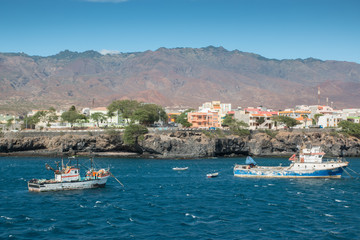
234;145;348;178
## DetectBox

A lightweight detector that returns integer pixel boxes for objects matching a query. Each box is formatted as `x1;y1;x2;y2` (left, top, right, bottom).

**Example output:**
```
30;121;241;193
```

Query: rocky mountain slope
1;47;360;113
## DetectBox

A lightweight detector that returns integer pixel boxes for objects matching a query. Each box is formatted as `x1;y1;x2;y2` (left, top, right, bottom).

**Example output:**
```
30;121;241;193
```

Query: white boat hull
28;176;110;192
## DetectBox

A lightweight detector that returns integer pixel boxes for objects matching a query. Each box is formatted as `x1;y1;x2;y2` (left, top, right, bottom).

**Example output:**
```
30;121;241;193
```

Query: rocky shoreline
0;130;359;158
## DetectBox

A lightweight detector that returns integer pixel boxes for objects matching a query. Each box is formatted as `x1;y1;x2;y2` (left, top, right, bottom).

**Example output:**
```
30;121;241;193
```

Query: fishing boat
172;167;188;171
28;157;111;192
206;172;219;178
234;145;348;178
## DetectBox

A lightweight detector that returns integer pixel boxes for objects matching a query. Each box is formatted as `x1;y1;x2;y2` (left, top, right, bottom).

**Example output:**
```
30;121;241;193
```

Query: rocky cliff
0;131;359;158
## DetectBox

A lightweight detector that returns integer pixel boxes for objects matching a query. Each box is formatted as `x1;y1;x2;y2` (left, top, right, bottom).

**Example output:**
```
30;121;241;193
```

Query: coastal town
1;100;360;133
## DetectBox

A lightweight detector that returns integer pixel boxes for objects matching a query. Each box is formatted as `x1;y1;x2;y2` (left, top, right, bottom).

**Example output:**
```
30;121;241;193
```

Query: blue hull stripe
234;167;344;178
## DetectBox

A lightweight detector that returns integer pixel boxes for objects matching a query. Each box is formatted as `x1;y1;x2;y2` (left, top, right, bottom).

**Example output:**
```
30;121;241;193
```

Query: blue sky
1;0;359;63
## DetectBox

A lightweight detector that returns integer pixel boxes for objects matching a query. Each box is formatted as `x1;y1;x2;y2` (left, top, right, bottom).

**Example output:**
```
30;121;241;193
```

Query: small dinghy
172;167;188;171
206;172;219;178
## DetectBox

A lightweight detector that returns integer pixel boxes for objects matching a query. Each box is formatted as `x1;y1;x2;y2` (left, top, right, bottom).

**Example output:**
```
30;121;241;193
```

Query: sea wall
0;130;359;158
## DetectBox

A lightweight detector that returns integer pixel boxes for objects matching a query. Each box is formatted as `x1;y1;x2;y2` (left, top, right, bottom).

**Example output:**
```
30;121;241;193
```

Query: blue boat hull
234;167;345;178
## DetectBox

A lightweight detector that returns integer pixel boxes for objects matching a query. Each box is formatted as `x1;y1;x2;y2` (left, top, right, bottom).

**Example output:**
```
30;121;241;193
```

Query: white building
234;108;278;130
198;101;231;125
318;114;343;128
346;117;360;123
342;109;360;119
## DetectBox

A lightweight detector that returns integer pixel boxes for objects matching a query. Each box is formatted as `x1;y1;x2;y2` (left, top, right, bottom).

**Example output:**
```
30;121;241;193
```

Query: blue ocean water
0;156;359;240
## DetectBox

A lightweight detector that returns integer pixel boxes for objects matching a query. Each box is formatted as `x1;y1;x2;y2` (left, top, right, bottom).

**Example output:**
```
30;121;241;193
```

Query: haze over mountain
1;46;359;113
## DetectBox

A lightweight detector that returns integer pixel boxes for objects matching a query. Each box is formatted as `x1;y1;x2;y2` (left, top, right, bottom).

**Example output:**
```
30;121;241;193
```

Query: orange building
167;113;181;123
187;111;220;128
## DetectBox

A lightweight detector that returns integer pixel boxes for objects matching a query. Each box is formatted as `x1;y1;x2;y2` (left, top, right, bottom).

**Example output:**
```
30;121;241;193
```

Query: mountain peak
50;50;102;60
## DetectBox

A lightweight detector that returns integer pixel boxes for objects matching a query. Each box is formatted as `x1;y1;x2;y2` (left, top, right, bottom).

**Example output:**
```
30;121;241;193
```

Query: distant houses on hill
1;101;360;132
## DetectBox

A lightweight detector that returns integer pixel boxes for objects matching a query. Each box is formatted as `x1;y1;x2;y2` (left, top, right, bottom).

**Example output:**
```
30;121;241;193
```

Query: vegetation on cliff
123;124;149;145
338;121;360;138
222;114;250;136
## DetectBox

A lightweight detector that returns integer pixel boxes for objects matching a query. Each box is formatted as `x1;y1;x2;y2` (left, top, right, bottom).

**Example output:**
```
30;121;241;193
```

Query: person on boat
246;156;257;169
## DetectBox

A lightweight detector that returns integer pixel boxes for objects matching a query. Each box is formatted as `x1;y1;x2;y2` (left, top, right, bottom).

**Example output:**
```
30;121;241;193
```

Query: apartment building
187;111;220;128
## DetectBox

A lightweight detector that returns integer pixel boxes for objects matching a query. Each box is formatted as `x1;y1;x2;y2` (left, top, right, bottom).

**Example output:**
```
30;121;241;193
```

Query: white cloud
84;0;128;3
99;49;121;55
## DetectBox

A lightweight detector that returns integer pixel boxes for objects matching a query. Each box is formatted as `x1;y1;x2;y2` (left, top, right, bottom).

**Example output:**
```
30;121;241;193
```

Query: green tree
61;106;86;128
338;121;360;138
123;124;149;145
256;117;265;126
33;109;58;128
21;115;40;129
273;116;300;128
6;118;14;129
302;114;309;128
132;104;167;126
222;114;235;127
91;112;107;127
107;100;140;124
46;107;58;127
313;114;323;125
33;111;47;123
175;109;194;127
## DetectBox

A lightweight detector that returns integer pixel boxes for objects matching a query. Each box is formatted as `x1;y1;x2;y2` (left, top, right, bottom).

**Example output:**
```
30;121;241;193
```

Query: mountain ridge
0;46;359;113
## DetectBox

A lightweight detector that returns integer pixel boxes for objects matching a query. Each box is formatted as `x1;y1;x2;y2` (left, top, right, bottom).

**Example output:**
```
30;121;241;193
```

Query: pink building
187;111;220;128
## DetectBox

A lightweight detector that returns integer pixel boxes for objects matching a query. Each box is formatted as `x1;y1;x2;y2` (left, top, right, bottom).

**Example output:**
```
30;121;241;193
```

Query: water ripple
0;157;359;239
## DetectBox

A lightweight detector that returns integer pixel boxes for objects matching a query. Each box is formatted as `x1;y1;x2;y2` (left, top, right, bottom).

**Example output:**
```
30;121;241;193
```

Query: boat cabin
55;166;80;182
299;146;325;163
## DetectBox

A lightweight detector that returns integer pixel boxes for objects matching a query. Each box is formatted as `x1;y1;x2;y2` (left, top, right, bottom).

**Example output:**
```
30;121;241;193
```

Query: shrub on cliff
338;121;360;138
123;124;149;145
229;120;250;136
105;128;118;136
265;129;278;138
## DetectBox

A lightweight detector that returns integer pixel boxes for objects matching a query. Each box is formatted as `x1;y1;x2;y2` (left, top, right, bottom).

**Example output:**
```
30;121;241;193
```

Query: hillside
1;46;360;113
